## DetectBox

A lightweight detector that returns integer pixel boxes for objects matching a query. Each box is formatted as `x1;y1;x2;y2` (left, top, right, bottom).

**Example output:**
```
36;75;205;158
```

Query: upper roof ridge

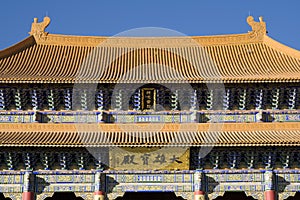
27;15;268;47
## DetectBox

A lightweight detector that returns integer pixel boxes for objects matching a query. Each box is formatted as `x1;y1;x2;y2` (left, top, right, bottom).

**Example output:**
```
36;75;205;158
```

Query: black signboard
141;88;156;110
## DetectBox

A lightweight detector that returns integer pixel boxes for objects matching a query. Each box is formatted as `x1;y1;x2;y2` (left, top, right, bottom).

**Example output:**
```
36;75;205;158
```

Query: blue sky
1;0;300;50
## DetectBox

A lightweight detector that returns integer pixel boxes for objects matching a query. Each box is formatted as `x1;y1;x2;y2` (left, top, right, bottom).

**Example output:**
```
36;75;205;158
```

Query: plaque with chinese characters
109;147;190;170
141;88;156;110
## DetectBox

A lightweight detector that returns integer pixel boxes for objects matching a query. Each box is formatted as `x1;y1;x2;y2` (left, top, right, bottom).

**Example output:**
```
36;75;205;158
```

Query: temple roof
0;16;300;83
0;123;299;147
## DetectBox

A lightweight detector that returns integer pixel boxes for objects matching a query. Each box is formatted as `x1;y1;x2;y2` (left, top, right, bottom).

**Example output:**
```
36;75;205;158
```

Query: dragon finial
247;15;267;35
29;16;51;38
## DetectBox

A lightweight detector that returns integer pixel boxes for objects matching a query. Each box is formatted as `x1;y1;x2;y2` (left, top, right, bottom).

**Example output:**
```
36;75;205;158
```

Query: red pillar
94;191;105;200
22;192;34;200
194;190;205;200
264;190;275;200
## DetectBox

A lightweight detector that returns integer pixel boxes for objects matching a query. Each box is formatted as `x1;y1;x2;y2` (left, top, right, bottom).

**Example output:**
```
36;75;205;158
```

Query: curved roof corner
0;36;36;59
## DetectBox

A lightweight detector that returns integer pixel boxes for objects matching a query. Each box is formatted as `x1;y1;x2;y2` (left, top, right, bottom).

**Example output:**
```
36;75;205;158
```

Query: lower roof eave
0;78;300;84
1;143;299;148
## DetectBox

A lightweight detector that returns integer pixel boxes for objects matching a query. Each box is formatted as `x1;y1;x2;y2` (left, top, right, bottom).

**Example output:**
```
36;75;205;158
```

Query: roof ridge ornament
29;16;51;38
247;15;267;36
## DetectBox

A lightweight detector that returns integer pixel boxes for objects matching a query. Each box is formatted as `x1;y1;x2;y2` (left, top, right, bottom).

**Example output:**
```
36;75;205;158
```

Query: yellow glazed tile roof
0;123;299;147
0;16;300;83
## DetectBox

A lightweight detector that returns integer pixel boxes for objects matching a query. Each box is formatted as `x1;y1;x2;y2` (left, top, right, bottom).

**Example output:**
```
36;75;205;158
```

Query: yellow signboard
109;147;190;170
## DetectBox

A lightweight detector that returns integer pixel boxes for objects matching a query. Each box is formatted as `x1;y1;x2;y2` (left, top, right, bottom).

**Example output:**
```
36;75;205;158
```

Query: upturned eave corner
245;15;300;59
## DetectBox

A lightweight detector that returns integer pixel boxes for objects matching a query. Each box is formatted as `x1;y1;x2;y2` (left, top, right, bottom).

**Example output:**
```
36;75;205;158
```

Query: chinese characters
120;153;180;166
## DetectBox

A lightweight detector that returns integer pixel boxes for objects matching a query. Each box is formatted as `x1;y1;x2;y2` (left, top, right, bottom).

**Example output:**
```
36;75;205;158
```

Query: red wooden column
22;192;34;200
194;170;205;200
194;190;205;200
94;191;105;200
22;171;34;200
264;170;276;200
94;171;105;200
264;190;275;200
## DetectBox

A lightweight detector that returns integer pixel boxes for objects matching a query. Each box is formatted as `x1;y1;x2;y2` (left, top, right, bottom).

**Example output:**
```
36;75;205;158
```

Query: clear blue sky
1;0;300;50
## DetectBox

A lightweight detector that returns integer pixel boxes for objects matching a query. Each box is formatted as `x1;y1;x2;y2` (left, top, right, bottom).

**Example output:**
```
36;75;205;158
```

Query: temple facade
0;16;299;200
